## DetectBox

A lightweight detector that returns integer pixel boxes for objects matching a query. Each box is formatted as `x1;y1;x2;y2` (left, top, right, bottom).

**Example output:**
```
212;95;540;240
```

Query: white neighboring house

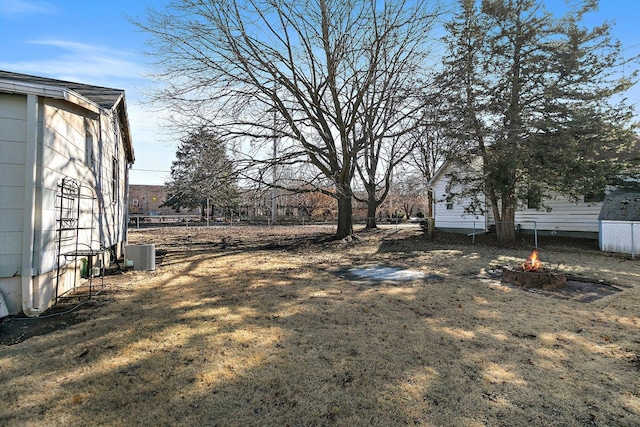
427;159;607;239
0;70;134;316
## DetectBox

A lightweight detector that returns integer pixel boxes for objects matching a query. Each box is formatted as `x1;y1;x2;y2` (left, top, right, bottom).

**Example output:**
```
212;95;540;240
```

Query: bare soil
1;225;639;426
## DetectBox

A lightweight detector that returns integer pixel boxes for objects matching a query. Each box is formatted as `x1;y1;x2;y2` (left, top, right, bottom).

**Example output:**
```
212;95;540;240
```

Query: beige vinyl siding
0;73;133;314
97;113;127;249
36;98;127;271
40;100;93;266
0;93;26;278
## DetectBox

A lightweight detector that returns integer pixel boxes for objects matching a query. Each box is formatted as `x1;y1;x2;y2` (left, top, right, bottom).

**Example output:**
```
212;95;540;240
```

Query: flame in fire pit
522;249;543;271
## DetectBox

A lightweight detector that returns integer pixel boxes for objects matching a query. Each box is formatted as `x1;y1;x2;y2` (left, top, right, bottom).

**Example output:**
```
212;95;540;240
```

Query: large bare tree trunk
364;184;378;229
336;193;354;239
365;205;377;229
425;188;435;240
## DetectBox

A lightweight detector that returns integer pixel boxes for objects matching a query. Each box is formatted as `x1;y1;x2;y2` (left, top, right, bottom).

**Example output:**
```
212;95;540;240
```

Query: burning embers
502;249;567;290
522;249;543;271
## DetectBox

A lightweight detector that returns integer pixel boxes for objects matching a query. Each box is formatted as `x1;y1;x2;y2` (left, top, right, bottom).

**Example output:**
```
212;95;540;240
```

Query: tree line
136;0;638;244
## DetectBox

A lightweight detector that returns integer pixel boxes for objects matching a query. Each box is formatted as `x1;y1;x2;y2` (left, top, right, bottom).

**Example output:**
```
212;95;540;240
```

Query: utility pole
271;140;277;225
271;89;278;226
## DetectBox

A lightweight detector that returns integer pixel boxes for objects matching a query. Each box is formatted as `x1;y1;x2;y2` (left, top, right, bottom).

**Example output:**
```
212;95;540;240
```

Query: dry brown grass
1;225;639;426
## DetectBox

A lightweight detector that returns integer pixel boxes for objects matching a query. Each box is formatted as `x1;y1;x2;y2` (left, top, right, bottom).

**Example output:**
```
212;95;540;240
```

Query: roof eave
113;94;135;164
0;79;100;114
427;162;450;188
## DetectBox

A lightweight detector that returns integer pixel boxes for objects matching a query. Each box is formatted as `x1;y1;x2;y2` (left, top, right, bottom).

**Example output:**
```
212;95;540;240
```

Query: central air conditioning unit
124;244;156;271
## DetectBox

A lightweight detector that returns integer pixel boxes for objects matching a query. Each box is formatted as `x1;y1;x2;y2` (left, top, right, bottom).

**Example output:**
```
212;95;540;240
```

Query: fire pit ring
501;249;567;290
502;266;567;290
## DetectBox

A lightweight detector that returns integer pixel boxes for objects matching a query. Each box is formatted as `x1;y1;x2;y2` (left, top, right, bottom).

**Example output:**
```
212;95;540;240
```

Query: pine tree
164;127;238;218
437;0;637;245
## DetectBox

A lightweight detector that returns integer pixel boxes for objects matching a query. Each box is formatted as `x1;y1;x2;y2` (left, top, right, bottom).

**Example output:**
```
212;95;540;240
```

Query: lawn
1;225;639;426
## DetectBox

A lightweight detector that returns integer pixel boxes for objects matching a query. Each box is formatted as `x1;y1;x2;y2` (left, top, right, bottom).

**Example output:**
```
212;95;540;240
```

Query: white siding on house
514;197;601;233
0;93;26;279
38;100;101;269
429;159;603;235
0;163;25;187
0;233;22;277
0;120;27;144
430;162;488;232
33;98;129;278
95;113;127;249
1;141;27;163
0;92;27;114
0;186;25;208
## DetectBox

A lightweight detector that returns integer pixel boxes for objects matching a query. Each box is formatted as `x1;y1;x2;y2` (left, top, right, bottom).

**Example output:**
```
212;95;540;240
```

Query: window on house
85;134;94;168
584;190;605;203
112;156;118;202
526;186;542;210
445;195;453;210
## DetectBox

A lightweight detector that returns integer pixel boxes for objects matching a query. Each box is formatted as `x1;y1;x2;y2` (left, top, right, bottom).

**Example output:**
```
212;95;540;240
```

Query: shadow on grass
1;227;638;426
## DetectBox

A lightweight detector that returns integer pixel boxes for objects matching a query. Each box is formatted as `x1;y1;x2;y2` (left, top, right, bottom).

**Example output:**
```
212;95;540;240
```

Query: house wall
514;197;602;234
39;98;100;275
38;98;129;305
431;163;488;233
0;93;27;312
0;92;130;315
429;161;602;236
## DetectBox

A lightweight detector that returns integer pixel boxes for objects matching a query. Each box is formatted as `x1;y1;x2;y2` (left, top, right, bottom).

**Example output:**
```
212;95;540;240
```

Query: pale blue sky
1;0;639;185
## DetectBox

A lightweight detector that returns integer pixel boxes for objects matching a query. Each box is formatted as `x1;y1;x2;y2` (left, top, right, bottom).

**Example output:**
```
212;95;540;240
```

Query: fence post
472;221;476;244
534;221;538;249
632;222;636;260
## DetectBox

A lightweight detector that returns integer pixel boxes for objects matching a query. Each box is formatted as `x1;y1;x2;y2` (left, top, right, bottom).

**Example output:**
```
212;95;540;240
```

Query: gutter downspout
124;163;131;246
21;94;41;317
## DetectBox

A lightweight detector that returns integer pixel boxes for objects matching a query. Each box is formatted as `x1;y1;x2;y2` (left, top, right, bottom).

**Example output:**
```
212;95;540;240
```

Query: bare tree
137;0;441;239
409;105;457;219
351;7;441;229
393;171;428;219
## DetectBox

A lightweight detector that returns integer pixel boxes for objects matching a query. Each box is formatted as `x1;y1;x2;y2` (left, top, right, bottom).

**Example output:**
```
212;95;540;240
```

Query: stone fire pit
501;249;567;290
502;266;567;290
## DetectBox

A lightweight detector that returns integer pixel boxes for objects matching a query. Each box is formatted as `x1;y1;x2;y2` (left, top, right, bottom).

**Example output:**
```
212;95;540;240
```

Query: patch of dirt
0;301;97;346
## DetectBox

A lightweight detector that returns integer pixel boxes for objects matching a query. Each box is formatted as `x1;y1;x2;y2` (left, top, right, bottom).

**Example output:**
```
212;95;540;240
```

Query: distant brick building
128;185;176;216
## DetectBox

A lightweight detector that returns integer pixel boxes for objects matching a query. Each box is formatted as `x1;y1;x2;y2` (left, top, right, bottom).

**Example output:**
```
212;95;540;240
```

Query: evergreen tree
164;127;238;218
437;0;637;245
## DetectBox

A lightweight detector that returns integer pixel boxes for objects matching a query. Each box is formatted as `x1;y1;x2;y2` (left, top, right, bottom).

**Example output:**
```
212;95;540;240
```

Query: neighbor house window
584;191;605;203
445;195;453;210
